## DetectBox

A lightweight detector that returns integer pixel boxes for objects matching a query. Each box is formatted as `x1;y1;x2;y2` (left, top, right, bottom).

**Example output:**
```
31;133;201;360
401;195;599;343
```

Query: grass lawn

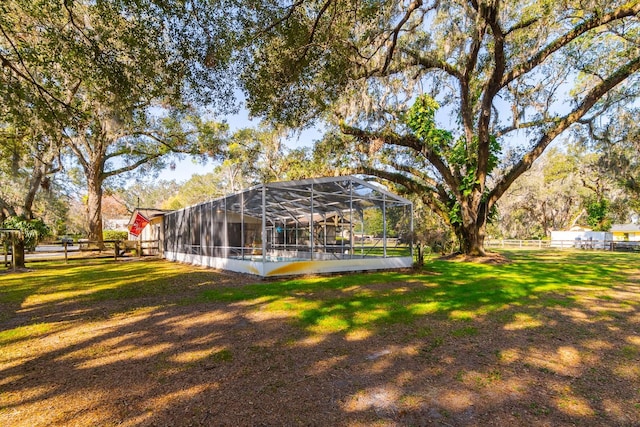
1;250;639;426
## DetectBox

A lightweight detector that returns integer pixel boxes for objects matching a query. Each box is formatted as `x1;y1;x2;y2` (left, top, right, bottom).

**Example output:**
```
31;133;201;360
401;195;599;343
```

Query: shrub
103;230;129;241
2;216;51;251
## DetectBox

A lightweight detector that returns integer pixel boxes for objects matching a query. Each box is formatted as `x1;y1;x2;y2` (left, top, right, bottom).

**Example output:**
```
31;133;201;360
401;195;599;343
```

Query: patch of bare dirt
438;251;512;265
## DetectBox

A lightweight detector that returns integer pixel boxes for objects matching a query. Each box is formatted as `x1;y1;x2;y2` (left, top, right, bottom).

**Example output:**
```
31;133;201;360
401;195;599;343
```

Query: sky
159;111;322;183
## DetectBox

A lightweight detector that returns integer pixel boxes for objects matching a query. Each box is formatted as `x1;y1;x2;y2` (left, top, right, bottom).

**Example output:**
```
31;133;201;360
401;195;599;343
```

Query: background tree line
108;135;640;248
0;0;235;264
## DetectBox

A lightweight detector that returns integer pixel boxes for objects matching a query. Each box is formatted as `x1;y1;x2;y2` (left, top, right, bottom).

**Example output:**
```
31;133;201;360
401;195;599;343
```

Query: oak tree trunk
12;237;25;269
87;173;105;249
23;166;43;220
457;222;487;256
456;199;488;256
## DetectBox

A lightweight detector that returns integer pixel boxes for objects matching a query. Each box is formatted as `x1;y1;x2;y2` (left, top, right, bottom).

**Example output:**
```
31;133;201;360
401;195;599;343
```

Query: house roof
128;208;170;227
569;225;592;231
610;223;640;233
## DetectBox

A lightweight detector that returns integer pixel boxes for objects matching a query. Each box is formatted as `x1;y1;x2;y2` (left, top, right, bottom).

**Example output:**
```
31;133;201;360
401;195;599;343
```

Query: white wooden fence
485;239;550;249
485;239;640;251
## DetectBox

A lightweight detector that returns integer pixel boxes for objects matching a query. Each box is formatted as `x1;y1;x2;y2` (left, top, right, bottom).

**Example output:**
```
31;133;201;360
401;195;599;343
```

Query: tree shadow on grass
1;250;639;426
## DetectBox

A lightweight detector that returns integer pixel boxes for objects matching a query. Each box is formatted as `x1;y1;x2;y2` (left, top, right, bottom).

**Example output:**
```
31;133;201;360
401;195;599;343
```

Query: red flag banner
129;212;149;237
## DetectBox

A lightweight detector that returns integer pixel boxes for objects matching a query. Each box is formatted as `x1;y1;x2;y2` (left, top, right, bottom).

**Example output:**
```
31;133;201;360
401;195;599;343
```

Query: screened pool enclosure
163;176;413;276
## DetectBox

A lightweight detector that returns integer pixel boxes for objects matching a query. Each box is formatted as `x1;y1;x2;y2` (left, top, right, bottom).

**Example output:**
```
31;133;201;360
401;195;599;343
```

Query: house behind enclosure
103;217;130;232
161;176;413;277
127;208;169;260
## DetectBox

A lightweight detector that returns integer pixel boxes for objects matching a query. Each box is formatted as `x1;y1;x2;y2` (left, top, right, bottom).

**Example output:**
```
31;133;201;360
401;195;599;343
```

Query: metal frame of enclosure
163;176;413;277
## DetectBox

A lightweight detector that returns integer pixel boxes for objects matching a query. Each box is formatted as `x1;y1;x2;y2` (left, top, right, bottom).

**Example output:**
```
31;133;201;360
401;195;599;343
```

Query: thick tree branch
388;160;452;207
340;123;461;193
477;0;506;190
355;165;450;220
386;159;440;190
402;48;462;80
380;0;423;74
459;1;489;143
505;16;540;35
0;51;72;111
298;0;334;61
0;196;18;218
63;0;96;50
102;132;185;163
495;117;556;138
489;54;640;208
67;136;91;175
502;2;640;87
464;6;487;81
103;154;163;179
256;0;306;36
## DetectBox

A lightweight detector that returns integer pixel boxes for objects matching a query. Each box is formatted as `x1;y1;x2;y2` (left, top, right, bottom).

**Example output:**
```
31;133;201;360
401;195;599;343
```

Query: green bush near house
103;230;129;241
2;216;50;251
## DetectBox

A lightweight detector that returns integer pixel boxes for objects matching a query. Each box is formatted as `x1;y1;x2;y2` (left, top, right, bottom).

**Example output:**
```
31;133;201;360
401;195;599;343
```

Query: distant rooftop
610;223;640;233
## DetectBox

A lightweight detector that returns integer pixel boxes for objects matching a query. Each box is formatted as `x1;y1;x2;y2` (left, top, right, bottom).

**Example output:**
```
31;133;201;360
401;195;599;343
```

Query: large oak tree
233;0;640;255
1;0;234;247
